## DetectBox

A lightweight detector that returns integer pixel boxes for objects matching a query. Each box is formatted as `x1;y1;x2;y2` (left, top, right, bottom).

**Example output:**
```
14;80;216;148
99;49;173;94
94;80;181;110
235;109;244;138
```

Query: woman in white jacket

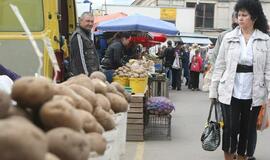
209;0;270;159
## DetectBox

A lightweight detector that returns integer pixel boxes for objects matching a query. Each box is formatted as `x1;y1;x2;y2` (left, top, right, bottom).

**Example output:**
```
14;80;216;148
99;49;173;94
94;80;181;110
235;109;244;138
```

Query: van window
0;0;44;32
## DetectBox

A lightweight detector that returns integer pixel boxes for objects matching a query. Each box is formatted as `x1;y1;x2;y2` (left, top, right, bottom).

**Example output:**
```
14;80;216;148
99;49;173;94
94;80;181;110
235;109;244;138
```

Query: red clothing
190;54;202;72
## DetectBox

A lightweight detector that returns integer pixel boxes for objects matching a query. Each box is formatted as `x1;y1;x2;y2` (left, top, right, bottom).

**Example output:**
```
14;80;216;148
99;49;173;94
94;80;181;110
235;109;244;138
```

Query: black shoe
177;88;181;91
172;87;176;90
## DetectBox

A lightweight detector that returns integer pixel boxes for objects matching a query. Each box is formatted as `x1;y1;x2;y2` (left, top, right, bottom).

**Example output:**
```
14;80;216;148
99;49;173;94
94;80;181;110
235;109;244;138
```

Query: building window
186;2;215;28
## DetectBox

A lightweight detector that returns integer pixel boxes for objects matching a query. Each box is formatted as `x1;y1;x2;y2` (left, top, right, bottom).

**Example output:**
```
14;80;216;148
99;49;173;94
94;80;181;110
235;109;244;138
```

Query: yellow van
0;0;77;81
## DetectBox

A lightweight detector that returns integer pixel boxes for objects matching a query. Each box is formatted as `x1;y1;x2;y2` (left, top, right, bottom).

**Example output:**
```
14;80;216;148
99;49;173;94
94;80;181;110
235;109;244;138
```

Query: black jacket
101;40;127;70
162;46;175;67
69;27;99;76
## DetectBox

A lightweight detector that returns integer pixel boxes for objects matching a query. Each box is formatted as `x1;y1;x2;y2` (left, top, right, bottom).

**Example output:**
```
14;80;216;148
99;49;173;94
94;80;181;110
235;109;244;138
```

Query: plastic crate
129;77;148;93
113;76;129;86
144;113;172;140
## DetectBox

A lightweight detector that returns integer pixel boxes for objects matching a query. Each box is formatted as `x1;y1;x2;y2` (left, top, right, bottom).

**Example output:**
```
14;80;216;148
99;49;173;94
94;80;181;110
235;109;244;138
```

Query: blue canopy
97;14;179;35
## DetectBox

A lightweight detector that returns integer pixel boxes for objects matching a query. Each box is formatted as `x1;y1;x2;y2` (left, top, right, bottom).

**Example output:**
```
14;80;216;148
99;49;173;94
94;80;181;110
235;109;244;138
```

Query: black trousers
221;97;260;156
190;71;199;89
172;68;181;89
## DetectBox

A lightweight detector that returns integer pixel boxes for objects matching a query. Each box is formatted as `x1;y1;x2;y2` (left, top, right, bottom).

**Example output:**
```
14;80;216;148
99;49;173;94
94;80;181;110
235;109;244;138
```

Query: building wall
131;0;270;36
103;5;195;33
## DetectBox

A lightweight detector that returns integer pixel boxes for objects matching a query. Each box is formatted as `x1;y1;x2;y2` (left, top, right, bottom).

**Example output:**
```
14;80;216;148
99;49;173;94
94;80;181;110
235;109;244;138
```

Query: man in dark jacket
101;32;131;82
69;12;99;76
161;40;175;88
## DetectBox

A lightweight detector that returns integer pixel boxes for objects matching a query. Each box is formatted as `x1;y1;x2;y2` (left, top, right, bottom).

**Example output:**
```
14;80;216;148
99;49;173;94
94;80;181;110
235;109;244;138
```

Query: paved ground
121;86;270;160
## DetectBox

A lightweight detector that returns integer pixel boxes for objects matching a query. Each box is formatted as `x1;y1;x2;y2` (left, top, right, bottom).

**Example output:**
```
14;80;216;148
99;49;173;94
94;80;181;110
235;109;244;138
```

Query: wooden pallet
126;93;145;141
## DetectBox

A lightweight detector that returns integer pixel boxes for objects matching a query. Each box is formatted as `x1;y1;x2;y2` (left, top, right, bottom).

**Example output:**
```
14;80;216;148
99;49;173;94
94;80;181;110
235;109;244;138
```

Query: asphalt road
122;86;270;160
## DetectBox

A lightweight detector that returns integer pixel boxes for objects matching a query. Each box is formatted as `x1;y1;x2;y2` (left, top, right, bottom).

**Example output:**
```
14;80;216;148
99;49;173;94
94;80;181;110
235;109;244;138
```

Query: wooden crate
149;79;169;98
126;93;145;141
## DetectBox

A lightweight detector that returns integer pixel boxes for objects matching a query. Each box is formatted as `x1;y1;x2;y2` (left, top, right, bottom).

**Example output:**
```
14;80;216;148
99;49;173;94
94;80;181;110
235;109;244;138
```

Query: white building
97;0;270;36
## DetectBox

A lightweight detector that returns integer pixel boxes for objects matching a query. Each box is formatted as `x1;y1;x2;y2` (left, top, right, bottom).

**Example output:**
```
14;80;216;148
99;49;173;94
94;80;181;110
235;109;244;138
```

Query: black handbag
201;101;221;151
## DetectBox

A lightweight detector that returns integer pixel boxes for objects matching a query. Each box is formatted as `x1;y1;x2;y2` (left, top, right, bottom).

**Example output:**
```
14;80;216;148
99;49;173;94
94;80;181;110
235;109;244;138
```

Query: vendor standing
101;32;131;82
69;12;99;76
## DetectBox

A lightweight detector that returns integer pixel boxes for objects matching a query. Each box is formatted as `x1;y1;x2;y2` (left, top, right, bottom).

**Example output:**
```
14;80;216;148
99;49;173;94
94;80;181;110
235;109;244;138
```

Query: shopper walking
190;49;202;91
182;45;190;86
209;0;270;159
172;43;182;90
162;41;175;88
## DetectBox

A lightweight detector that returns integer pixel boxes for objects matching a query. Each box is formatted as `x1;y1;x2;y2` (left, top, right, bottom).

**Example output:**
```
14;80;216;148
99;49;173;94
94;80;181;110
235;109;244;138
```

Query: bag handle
207;101;218;123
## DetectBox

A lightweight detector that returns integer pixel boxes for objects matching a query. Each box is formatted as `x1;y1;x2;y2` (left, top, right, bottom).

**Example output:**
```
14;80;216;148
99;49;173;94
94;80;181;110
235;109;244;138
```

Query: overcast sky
76;0;135;9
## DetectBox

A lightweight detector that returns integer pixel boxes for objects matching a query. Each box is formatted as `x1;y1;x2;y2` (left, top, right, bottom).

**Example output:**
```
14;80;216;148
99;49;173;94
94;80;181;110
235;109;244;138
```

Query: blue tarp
97;14;179;35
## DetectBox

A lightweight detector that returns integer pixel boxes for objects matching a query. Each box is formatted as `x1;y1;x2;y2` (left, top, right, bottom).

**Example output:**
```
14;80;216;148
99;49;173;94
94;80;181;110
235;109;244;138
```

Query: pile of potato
0;71;130;160
114;59;154;78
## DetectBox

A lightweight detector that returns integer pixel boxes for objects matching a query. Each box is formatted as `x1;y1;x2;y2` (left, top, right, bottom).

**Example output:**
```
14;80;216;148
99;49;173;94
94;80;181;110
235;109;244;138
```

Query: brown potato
63;74;95;92
77;109;104;134
91;78;108;94
90;71;107;82
86;132;107;155
68;84;97;107
111;82;125;93
94;107;116;131
7;106;32;120
106;82;118;94
0;91;11;118
47;127;90;160
11;76;54;109
105;93;128;113
0;116;47;160
52;95;75;106
45;153;60;160
40;100;82;131
53;84;93;113
96;94;111;112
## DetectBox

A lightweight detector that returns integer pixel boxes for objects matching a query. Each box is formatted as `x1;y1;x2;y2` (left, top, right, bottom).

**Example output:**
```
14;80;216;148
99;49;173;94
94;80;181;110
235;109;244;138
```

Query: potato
90;71;107;82
52;95;75;106
109;109;115;115
63;74;95;92
0;116;47;160
53;84;93;113
0;91;11;118
105;93;128;113
68;84;97;107
123;91;131;102
7;106;32;120
40;100;82;131
45;153;60;160
86;132;107;155
77;109;104;134
11;76;54;109
96;94;111;111
106;82;118;94
111;82;125;93
91;78;108;94
47;127;90;160
94;107;116;131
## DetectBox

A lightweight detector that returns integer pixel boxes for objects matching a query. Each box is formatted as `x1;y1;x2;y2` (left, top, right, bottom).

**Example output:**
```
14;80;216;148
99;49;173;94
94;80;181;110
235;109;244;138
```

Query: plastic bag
172;53;180;69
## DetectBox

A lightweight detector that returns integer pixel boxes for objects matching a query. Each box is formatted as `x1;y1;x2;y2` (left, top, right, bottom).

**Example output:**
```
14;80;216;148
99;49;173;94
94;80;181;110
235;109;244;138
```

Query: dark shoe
177;88;181;91
196;88;200;91
172;87;176;90
247;156;256;160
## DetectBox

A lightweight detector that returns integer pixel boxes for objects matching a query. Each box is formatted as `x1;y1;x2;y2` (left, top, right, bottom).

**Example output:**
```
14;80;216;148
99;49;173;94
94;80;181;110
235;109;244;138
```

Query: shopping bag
201;101;221;151
257;104;269;131
172;53;180;69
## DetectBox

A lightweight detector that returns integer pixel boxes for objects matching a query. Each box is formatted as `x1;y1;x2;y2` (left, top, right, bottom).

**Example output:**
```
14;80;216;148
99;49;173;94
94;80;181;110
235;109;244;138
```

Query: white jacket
209;27;270;106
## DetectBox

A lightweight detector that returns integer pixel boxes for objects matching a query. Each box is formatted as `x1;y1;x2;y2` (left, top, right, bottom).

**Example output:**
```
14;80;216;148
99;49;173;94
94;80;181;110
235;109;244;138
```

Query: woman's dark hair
234;0;268;33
